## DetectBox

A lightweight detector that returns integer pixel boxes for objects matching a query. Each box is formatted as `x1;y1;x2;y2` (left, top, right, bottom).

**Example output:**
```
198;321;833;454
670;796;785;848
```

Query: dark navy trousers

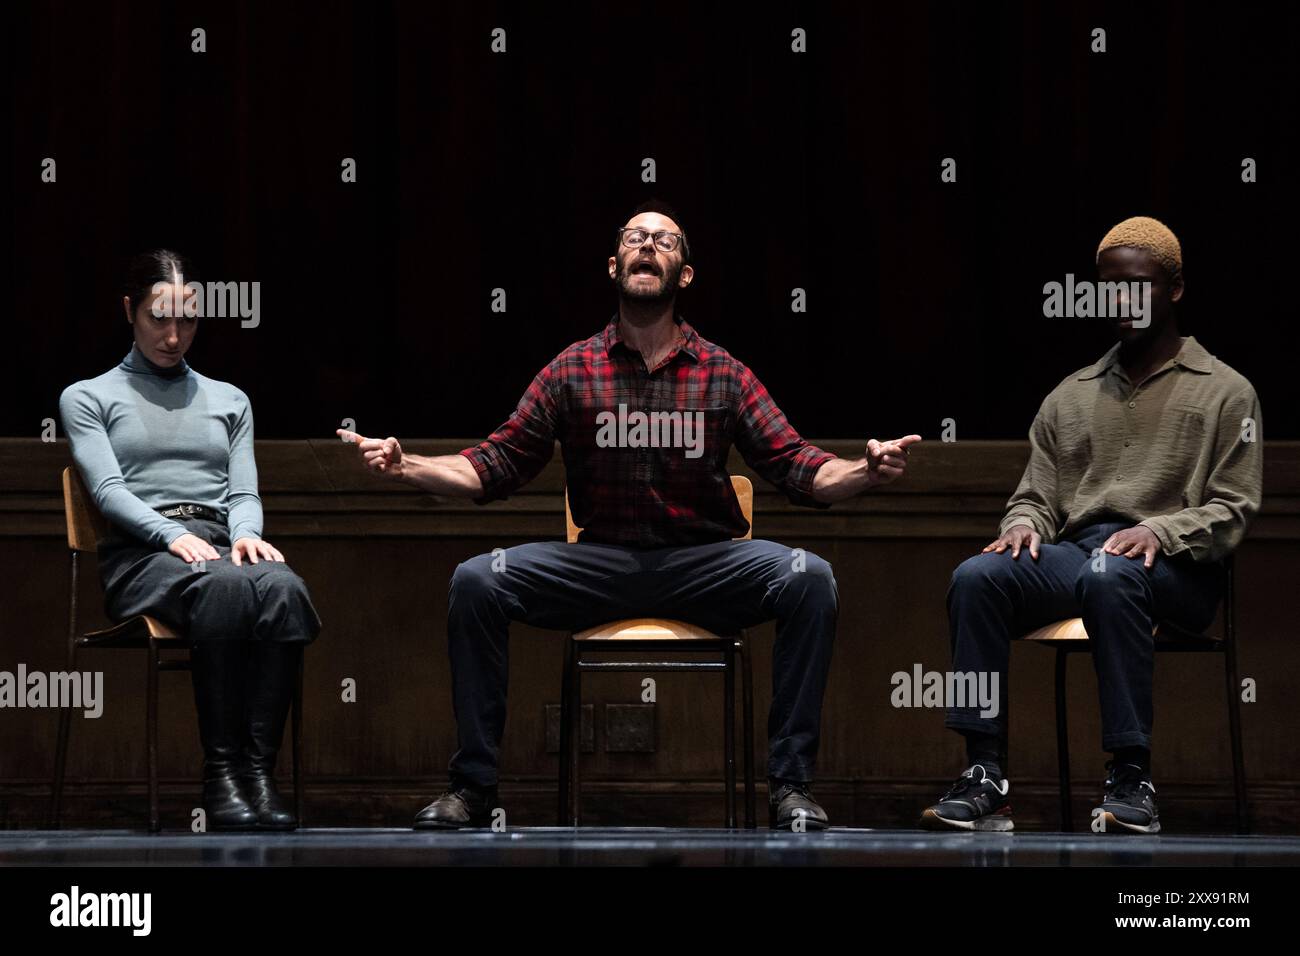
945;521;1224;751
446;538;839;787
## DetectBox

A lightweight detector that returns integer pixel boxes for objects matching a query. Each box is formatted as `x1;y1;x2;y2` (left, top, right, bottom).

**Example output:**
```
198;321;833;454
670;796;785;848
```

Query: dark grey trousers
97;515;321;645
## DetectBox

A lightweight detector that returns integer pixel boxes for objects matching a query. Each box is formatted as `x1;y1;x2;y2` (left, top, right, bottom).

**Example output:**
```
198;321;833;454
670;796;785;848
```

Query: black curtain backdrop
8;1;1298;442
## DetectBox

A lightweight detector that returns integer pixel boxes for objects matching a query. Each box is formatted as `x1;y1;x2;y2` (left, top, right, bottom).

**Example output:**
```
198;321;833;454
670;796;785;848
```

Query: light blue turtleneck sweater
59;346;263;549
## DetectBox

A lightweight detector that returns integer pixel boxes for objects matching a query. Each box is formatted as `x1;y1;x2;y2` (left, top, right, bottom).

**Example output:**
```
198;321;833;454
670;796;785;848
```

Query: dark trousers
446;538;839;787
945;521;1223;752
97;515;321;645
96;515;320;773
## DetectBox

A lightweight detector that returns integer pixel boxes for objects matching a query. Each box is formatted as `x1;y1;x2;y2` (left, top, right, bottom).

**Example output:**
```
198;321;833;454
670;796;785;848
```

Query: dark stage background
7;0;1298;442
4;1;1300;835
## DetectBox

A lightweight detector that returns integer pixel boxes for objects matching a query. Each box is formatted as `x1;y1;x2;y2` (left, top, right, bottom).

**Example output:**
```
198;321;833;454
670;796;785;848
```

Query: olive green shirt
1000;336;1262;563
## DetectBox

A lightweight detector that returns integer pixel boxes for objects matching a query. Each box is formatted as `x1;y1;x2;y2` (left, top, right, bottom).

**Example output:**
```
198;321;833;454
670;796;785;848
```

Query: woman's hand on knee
231;536;285;566
168;533;221;564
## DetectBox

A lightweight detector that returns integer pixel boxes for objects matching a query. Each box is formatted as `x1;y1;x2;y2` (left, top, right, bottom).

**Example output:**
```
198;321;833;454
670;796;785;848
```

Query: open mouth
629;260;660;279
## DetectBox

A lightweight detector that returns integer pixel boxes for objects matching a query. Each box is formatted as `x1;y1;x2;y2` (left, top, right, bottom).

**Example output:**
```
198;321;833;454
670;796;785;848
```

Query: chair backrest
565;475;754;544
63;466;107;553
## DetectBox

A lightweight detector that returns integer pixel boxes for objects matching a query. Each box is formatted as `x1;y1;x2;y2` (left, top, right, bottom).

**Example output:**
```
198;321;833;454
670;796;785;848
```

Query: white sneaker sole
920;807;1014;832
1098;809;1161;834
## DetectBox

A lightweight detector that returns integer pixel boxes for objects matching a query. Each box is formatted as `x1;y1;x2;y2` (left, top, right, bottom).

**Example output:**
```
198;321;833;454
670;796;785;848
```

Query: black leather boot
239;642;302;830
190;641;258;831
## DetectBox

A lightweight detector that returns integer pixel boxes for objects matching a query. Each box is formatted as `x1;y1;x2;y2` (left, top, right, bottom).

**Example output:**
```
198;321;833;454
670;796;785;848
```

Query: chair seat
1021;616;1221;644
79;615;184;648
573;618;728;642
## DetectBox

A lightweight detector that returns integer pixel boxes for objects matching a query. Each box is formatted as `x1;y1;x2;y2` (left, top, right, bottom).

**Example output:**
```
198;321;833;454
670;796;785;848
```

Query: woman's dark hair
123;249;197;315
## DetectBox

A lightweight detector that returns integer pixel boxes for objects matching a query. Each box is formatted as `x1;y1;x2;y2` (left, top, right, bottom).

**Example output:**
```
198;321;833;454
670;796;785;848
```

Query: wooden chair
1020;554;1247;833
50;466;304;832
558;475;757;829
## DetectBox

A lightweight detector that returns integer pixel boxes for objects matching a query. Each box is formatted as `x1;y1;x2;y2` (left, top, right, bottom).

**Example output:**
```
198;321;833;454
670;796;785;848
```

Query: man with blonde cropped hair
921;216;1262;834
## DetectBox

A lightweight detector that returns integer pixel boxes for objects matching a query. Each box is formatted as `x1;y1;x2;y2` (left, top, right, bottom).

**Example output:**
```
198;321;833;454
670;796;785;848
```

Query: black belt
157;503;223;521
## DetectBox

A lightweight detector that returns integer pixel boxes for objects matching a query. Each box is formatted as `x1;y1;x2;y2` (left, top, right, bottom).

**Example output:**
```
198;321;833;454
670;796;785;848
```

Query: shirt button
1116;474;1125;481
1128;401;1136;408
1124;440;1132;447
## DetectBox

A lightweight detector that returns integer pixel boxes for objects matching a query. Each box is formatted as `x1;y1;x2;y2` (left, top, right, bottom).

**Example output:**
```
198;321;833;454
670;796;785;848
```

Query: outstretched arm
338;360;561;501
811;435;923;503
732;361;922;505
335;430;485;497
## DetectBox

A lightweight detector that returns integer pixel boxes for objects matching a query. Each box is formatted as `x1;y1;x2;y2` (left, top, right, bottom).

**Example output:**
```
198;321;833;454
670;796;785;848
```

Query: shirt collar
1076;335;1213;381
602;310;701;364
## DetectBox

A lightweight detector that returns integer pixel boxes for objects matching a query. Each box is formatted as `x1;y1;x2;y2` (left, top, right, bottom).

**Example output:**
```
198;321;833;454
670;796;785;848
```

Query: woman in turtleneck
59;249;321;831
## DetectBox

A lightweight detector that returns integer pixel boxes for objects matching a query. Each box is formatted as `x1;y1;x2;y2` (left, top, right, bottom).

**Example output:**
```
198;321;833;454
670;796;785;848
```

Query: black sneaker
768;778;830;830
920;764;1013;831
1094;761;1160;834
413;781;499;830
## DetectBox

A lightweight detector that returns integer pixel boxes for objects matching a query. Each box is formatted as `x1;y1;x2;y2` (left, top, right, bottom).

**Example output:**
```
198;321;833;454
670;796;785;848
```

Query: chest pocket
648;404;730;464
1165;401;1207;446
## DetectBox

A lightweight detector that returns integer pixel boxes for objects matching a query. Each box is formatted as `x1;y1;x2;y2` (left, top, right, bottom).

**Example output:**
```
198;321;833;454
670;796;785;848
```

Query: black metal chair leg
1000;714;1010;782
724;642;737;828
553;629;760;829
1055;647;1072;832
292;650;304;827
147;639;160;833
558;637;574;826
567;642;582;827
51;705;72;829
1225;640;1248;835
740;632;756;830
52;552;80;829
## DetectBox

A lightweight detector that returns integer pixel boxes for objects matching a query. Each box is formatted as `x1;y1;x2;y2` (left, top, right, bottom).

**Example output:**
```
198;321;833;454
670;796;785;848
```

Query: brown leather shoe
413;782;499;830
768;778;830;830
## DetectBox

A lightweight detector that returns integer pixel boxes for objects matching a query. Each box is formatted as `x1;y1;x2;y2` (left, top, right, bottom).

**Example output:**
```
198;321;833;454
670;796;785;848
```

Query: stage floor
3;828;1298;866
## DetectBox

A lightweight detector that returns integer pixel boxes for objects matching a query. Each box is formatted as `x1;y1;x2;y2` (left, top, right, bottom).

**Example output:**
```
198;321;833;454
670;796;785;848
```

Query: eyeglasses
618;227;684;253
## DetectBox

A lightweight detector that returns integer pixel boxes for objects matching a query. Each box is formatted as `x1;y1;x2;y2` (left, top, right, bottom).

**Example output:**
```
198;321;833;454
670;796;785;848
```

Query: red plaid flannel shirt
460;313;836;547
